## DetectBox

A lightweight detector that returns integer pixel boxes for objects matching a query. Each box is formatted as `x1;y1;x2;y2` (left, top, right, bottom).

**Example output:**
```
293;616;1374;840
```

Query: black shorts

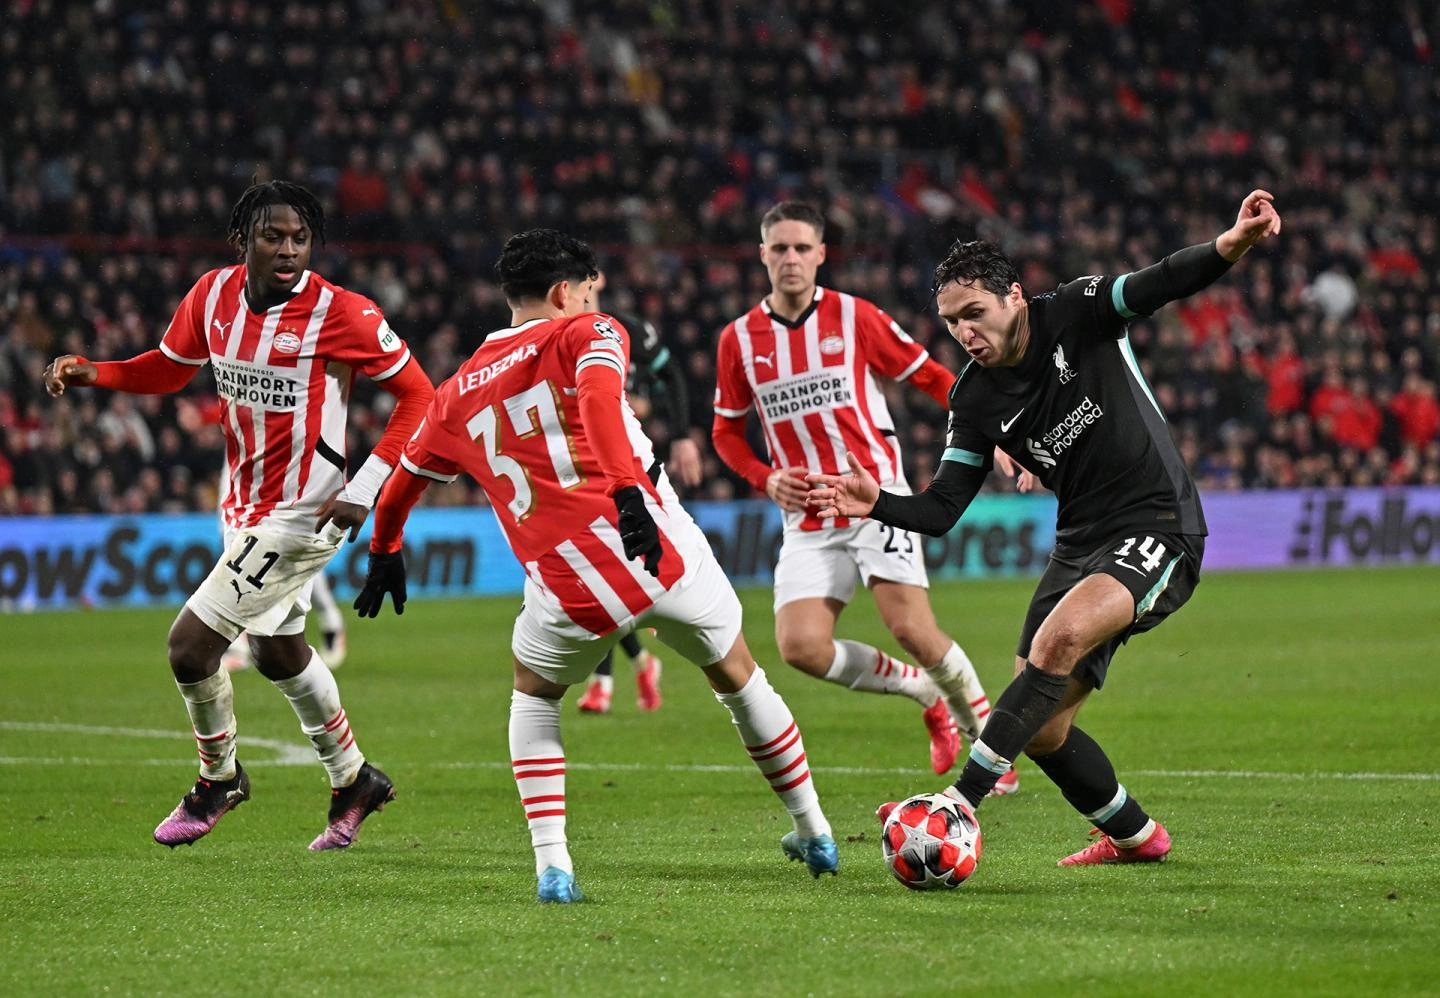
1016;530;1205;690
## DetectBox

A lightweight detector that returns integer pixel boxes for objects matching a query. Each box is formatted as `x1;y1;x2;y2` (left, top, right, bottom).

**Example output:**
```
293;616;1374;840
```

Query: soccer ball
880;793;982;890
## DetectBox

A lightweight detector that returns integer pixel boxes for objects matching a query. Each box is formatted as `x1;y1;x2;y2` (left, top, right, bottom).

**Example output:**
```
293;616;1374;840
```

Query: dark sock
619;632;643;659
1030;726;1149;840
953;662;1070;807
594;650;614;678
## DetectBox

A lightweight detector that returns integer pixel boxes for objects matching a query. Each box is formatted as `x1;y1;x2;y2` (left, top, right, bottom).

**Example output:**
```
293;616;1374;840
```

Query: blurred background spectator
3;0;1438;517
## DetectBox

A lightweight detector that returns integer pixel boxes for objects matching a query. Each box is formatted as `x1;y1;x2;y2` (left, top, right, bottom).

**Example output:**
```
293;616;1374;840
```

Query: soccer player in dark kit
806;189;1281;867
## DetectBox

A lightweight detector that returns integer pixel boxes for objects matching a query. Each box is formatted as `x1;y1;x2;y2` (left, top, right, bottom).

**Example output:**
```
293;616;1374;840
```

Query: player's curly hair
931;240;1020;299
226;181;327;256
494;229;599;303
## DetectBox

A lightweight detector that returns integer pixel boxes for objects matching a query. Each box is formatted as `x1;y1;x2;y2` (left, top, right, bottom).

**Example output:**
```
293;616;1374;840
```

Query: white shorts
512;523;744;687
773;516;929;611
187;522;345;641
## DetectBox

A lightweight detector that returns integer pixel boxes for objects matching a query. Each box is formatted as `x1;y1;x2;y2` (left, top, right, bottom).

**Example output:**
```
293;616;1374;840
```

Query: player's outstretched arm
809;453;985;537
1117;191;1281;319
44;350;196;397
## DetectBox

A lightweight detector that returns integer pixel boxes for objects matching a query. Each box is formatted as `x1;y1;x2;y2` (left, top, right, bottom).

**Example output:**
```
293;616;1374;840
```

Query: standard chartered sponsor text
1042;396;1103;456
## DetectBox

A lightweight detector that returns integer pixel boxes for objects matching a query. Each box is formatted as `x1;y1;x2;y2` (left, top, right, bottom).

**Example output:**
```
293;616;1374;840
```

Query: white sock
823;639;938;705
1112;818;1157;849
176;669;237;780
311;575;345;634
924;642;992;741
715;666;830;839
590;673;614;695
271;650;364;788
510;690;572;875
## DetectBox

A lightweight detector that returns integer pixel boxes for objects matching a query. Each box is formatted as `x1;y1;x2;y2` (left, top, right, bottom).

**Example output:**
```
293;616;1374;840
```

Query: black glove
353;550;407;617
613;485;663;577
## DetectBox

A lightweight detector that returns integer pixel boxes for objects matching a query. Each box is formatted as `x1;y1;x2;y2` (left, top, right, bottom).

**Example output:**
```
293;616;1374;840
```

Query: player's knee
884;618;940;660
776;633;833;674
1029;623;1087;674
167;629;214;682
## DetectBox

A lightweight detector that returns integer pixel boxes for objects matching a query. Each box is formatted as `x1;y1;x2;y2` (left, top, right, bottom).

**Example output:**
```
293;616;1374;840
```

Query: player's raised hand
613;485;664;577
43;354;98;397
765;466;812;512
805;453;880;519
354;550;407;617
1217;189;1281;261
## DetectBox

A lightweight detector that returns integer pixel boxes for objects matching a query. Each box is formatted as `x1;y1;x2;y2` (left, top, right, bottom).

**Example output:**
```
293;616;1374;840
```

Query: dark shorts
1017;530;1205;690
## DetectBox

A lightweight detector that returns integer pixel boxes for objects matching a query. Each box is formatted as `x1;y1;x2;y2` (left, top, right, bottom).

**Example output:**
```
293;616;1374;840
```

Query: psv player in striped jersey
356;229;835;901
713;201;1024;785
43;182;434;851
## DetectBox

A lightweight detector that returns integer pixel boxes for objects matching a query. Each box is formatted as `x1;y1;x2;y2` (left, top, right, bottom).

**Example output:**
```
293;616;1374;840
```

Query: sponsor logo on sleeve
593;319;623;343
376;319;401;352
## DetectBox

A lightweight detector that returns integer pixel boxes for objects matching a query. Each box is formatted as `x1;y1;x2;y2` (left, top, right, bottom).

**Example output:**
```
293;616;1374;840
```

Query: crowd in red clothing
2;0;1439;515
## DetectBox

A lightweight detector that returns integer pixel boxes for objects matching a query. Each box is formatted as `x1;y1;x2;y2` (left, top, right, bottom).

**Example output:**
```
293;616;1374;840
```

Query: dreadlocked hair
226;181;327;255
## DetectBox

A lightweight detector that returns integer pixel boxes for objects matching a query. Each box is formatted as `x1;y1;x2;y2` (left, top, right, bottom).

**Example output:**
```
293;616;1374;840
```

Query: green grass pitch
2;567;1437;996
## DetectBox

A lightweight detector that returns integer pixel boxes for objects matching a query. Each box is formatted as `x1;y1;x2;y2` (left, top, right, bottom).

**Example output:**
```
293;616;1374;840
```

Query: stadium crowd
2;0;1438;516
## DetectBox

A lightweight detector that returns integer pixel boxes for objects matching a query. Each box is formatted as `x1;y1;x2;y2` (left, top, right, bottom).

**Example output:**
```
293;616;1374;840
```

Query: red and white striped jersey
399;313;692;637
714;287;932;529
159;267;413;532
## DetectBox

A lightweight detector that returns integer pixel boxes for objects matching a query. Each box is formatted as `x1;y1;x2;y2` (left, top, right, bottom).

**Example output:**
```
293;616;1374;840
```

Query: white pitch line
0;720;314;765
1;719;1437;785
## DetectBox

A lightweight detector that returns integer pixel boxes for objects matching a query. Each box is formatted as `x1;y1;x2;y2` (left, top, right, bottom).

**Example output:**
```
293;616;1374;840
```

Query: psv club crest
274;328;302;354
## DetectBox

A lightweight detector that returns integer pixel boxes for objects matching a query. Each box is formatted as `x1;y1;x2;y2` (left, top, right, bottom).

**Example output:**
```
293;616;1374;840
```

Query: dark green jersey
608;310;690;433
943;274;1206;547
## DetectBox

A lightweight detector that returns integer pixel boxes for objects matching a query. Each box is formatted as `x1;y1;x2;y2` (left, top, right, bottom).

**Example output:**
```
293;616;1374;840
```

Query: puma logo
755;353;774;367
362;307;378;317
230;579;249;604
213;320;231;335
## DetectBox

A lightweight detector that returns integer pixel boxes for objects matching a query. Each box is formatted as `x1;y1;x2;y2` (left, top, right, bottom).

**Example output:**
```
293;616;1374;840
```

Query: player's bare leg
309;573;347;669
511;660;584;902
869;579;995;740
777;596;958;774
153;609;250;847
776;598;940;702
946;575;1169;862
703;632;836;877
250;632;393;850
870;579;1013;791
